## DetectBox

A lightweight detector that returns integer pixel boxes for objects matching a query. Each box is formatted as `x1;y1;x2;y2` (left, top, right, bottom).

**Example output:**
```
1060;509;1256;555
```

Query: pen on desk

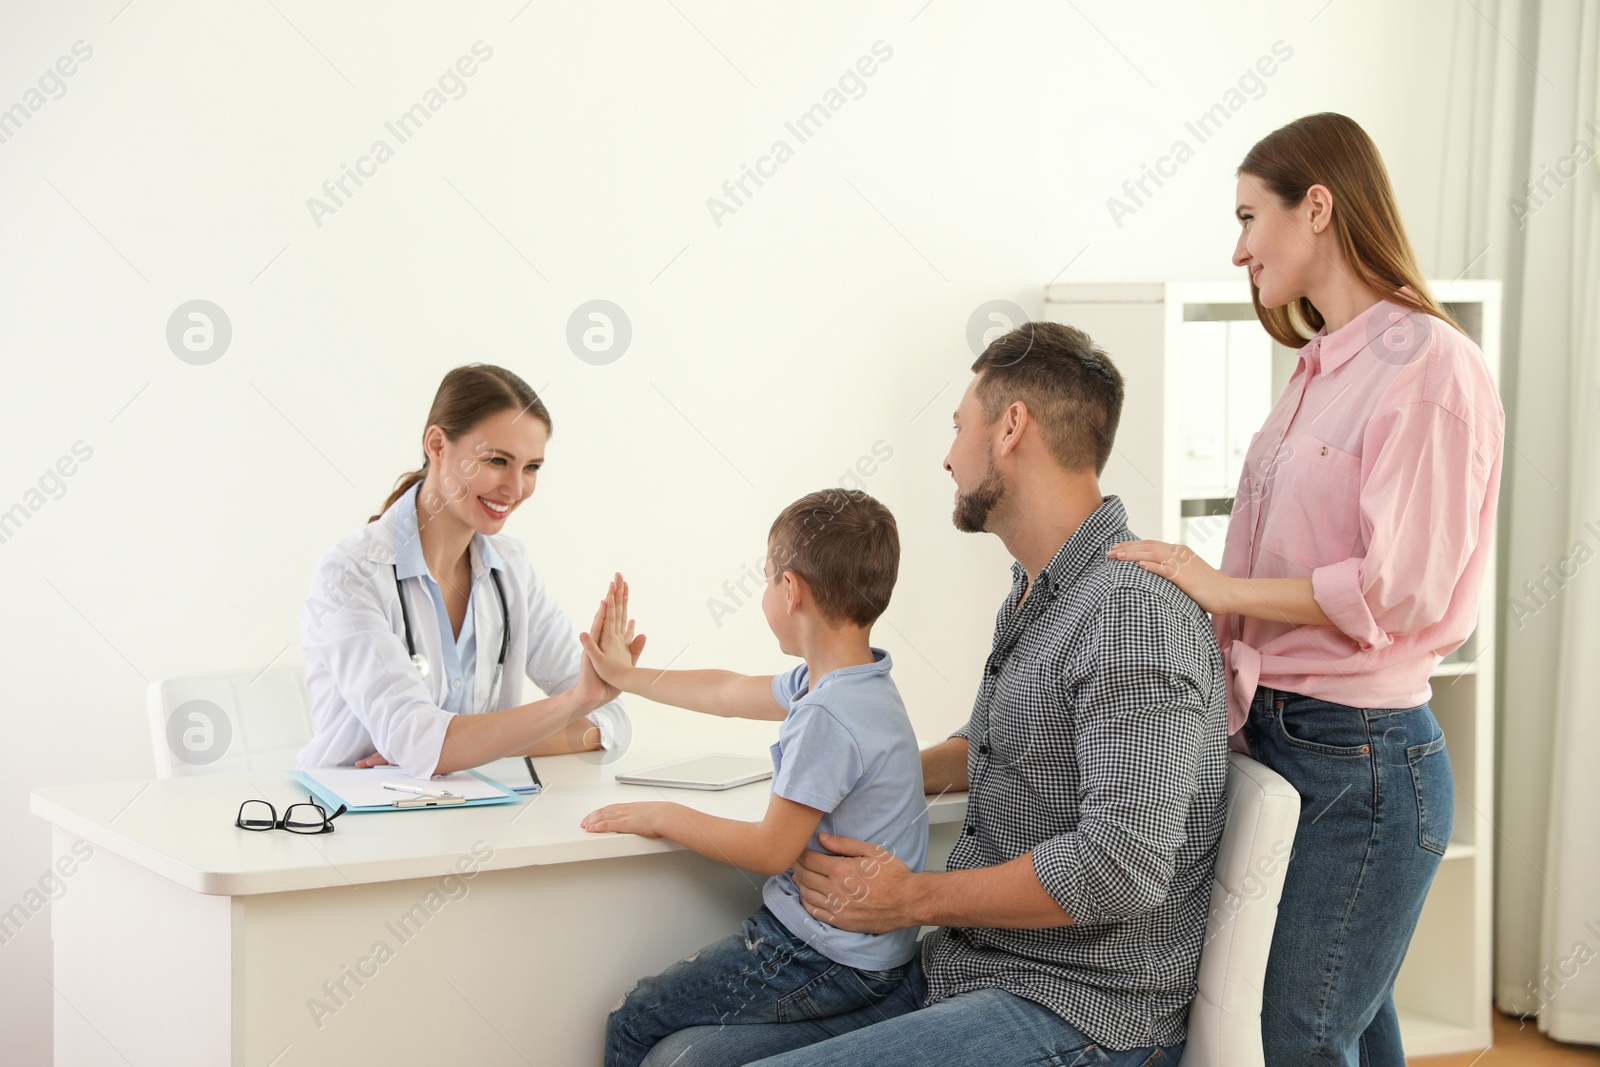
382;782;457;799
523;756;542;789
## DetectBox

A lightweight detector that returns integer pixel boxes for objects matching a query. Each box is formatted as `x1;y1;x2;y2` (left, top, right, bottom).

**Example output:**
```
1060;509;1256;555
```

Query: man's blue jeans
637;945;1181;1067
608;905;911;1067
1243;688;1453;1067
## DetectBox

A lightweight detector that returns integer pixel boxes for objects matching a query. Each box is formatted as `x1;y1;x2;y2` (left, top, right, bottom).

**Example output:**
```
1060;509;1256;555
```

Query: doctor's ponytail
370;364;552;523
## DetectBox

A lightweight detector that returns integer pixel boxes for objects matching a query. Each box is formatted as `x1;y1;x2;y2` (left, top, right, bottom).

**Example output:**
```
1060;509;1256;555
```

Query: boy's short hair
768;489;899;628
970;320;1124;475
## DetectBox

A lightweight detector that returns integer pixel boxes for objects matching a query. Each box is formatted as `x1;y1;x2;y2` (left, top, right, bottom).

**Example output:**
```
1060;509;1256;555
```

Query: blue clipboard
288;768;521;813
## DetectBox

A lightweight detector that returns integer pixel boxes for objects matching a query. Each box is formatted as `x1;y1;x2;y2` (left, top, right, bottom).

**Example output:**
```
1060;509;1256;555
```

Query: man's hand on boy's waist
799;831;1080;933
794;832;921;934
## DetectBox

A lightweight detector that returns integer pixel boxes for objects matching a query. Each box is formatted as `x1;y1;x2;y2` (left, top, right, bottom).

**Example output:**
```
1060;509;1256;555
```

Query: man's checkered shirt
920;495;1228;1052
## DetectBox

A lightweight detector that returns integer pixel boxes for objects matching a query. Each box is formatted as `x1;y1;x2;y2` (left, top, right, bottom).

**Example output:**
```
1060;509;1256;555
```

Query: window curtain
1439;0;1600;1044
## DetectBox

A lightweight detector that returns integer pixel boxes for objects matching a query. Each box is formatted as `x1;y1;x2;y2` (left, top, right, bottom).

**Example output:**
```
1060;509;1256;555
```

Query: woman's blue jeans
1242;687;1453;1067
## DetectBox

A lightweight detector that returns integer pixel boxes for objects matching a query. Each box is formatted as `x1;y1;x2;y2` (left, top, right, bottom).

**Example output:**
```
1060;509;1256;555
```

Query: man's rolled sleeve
1033;590;1208;925
1029;745;1198;925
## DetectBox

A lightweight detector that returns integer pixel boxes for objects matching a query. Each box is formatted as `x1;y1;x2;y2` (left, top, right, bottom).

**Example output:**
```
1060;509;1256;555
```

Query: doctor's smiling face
420;406;549;536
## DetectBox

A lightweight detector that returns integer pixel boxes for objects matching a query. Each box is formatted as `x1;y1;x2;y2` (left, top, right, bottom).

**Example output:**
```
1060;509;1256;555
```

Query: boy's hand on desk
581;801;666;838
354;752;395;768
578;572;646;687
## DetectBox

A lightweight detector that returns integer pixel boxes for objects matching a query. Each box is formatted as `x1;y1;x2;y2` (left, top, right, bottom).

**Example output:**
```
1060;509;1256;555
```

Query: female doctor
296;364;641;779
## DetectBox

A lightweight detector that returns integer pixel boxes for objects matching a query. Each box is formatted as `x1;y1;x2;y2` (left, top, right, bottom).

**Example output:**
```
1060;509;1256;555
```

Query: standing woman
297;364;640;780
1111;113;1504;1066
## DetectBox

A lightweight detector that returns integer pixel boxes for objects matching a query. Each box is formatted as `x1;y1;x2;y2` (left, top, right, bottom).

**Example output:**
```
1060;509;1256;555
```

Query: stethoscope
394;564;510;713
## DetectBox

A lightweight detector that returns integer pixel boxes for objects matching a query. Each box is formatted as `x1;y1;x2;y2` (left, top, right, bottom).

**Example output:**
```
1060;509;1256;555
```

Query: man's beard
952;459;1006;533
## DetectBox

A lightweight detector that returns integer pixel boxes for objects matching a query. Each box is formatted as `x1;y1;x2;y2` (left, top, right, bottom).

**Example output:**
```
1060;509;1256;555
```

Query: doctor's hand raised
574;572;647;703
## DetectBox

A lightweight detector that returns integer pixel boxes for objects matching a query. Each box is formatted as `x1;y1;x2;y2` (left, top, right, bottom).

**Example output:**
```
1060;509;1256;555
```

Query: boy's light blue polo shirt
762;647;927;971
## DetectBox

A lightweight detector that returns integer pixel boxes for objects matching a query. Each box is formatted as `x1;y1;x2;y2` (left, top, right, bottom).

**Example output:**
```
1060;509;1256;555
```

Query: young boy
578;489;927;1067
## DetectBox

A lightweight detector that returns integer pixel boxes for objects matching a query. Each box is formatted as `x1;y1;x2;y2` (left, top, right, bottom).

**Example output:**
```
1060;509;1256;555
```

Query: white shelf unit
1044;280;1501;1058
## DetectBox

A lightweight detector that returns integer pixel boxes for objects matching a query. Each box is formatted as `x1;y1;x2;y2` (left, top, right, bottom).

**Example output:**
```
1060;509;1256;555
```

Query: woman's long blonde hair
1238;113;1462;347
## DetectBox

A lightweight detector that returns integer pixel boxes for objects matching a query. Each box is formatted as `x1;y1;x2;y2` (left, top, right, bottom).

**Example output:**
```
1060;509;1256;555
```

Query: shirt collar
832;647;891;679
1306;296;1406;375
806;648;893;697
1008;495;1131;599
390;482;505;581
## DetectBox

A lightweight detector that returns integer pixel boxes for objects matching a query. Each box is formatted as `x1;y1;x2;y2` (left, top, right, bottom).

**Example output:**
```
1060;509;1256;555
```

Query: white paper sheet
300;766;510;807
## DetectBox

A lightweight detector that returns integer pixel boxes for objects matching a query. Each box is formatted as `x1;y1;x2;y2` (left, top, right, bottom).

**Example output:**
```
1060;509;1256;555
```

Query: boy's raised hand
579;572;646;686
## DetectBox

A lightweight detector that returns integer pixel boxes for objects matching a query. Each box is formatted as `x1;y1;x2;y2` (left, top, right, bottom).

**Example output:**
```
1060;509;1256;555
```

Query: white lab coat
295;495;629;778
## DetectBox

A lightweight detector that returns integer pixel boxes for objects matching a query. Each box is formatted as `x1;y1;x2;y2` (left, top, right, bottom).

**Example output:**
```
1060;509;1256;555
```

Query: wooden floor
1411;1012;1600;1066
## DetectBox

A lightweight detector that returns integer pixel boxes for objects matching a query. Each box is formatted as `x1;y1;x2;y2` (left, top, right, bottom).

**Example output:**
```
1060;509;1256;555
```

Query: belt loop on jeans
1263;687;1285;718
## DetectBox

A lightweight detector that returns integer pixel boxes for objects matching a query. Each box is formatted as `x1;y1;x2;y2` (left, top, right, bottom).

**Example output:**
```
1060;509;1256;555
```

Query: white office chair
147;663;313;777
1183;752;1302;1067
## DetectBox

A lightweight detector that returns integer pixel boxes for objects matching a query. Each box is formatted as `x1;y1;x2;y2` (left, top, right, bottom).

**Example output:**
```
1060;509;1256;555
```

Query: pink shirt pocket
1257;430;1363;570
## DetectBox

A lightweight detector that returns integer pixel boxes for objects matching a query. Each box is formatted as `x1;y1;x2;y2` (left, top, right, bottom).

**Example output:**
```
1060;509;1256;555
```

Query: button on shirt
1217;297;1505;733
921;496;1228;1052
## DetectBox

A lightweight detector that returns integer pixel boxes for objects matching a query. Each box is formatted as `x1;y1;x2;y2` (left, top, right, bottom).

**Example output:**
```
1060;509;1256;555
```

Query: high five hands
577;574;654;837
578;572;647;689
573;572;647;706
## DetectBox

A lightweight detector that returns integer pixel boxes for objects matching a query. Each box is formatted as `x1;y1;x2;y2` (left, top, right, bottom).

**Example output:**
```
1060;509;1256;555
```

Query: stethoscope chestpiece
394;561;507;708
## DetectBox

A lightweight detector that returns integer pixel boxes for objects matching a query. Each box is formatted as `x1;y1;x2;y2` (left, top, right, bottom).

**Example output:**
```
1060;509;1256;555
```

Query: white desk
32;710;966;1066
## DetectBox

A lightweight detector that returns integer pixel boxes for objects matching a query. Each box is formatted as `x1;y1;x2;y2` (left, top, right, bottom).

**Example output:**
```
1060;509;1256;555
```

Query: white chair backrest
147;664;313;778
1184;752;1302;1067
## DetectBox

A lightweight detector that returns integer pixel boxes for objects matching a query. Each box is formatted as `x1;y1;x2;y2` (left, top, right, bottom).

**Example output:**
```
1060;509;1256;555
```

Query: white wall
0;1;1480;1061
